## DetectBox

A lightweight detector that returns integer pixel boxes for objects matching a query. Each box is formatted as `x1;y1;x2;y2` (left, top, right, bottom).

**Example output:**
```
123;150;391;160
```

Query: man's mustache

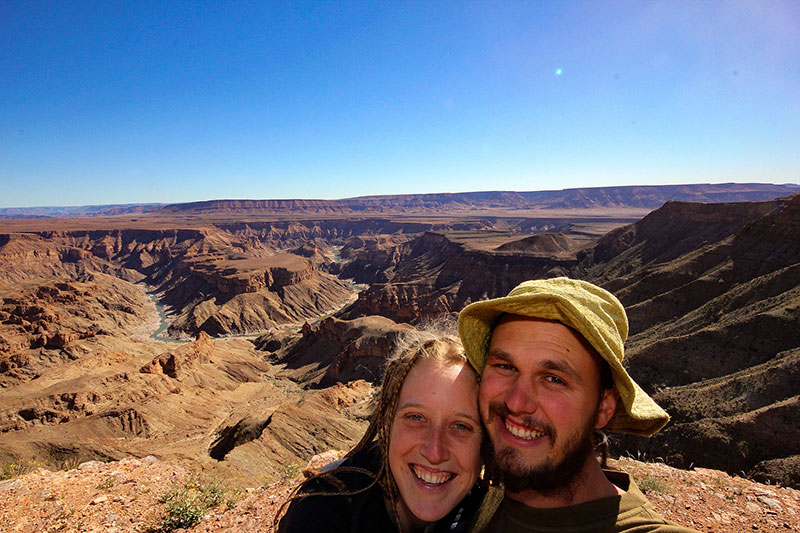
486;399;556;440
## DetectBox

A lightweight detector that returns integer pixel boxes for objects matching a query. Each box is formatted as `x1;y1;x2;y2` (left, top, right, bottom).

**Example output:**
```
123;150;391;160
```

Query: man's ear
594;387;619;430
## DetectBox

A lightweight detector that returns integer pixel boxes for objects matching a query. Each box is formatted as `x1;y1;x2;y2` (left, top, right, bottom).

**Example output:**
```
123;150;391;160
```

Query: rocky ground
0;454;797;532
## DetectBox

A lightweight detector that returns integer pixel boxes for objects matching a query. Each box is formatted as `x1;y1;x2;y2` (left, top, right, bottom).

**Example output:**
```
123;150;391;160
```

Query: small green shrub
637;476;670;494
162;488;207;530
1;460;42;480
158;476;240;531
196;476;240;510
59;456;82;471
96;476;115;490
281;462;300;482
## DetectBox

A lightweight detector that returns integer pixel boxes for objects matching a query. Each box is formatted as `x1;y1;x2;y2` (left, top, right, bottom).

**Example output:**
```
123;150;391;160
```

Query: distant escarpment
339;231;578;323
575;194;800;487
494;232;581;257
155;183;800;215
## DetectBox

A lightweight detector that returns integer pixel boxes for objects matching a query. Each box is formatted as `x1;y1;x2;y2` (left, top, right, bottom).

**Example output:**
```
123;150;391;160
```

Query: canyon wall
575;195;800;485
2;192;799;488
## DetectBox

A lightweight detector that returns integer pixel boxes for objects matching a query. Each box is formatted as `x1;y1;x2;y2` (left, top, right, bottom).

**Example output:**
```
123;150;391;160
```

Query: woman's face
389;358;483;529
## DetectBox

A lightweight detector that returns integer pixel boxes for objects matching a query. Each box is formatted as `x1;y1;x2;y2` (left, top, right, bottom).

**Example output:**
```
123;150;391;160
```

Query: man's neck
504;457;622;509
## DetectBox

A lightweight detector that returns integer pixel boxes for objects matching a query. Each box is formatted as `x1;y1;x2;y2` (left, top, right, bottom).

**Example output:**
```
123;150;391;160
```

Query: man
458;277;698;532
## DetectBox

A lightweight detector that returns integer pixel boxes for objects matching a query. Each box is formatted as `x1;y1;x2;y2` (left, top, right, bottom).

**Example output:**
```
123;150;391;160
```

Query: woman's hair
276;320;477;531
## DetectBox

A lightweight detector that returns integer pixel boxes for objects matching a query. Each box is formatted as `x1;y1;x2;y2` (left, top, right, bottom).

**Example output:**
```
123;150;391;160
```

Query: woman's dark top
277;443;485;532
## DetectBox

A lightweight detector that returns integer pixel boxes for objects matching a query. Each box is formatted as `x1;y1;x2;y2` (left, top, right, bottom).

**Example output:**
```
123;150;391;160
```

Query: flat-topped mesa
494;232;579;256
151;184;800;215
211;219;465;248
267;260;315;292
189;253;315;296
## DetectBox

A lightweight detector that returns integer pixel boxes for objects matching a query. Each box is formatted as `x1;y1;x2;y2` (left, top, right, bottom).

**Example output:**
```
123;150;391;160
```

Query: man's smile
503;416;548;441
488;400;553;446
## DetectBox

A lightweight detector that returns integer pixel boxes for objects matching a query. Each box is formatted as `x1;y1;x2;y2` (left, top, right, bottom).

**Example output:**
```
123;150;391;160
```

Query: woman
277;328;485;532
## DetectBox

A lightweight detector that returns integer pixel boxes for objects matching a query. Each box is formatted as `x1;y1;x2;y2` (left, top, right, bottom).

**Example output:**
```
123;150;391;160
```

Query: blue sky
2;1;799;208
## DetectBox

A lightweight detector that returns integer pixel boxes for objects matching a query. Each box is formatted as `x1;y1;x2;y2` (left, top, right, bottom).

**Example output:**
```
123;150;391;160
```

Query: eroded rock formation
264;315;413;387
341;231;576;322
2;190;799;489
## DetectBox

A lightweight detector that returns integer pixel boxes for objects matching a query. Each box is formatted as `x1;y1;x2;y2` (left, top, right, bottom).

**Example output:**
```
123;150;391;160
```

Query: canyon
1;183;798;499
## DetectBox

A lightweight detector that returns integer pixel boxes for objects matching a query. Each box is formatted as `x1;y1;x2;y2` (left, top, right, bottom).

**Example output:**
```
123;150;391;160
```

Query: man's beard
485;400;596;497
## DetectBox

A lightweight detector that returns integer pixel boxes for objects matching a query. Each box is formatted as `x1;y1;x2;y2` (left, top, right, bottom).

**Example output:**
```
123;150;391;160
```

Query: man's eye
452;422;473;432
545;375;566;385
489;361;515;371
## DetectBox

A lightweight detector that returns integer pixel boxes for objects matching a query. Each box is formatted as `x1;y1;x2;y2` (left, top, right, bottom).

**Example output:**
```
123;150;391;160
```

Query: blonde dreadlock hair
276;322;476;532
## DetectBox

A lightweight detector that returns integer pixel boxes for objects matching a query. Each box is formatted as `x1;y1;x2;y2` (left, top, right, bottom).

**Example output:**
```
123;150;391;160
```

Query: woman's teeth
412;465;453;485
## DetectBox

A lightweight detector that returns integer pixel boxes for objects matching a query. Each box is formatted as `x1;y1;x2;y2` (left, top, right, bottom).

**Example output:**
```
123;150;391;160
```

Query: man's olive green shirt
471;470;698;532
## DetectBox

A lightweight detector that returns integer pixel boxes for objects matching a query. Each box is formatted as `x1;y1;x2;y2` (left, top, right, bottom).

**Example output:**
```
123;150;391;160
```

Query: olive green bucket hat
458;277;669;437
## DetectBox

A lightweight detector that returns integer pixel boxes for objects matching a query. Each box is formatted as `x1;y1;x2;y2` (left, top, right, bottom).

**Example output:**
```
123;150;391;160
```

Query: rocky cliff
340;231;577;322
0;274;153;388
574;194;800;486
264;315;412;387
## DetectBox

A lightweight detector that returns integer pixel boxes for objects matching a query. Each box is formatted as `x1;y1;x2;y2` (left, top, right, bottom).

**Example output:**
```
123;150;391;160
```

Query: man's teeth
505;420;546;440
412;466;453;485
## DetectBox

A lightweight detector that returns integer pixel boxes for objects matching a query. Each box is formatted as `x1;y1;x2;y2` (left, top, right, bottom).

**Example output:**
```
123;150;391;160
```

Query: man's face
478;315;617;493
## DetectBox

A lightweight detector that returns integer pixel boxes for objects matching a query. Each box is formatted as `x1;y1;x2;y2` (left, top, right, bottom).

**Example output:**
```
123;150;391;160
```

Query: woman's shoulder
277;444;394;533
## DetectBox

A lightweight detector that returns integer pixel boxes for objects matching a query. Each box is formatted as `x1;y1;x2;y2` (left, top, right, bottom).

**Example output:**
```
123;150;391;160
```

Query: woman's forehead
399;359;478;405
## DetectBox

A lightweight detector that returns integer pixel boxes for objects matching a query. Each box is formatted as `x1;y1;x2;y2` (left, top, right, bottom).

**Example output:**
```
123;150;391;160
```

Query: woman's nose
419;426;448;464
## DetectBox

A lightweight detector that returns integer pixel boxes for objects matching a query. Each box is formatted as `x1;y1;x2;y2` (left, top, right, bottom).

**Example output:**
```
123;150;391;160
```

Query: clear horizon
2;1;799;208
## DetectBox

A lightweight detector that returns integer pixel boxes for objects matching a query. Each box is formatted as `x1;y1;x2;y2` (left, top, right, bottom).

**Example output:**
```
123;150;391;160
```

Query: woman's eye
405;413;425;422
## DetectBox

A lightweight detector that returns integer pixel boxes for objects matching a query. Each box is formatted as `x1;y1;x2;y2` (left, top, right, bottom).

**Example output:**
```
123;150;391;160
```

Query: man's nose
504;378;537;414
420;426;448;464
